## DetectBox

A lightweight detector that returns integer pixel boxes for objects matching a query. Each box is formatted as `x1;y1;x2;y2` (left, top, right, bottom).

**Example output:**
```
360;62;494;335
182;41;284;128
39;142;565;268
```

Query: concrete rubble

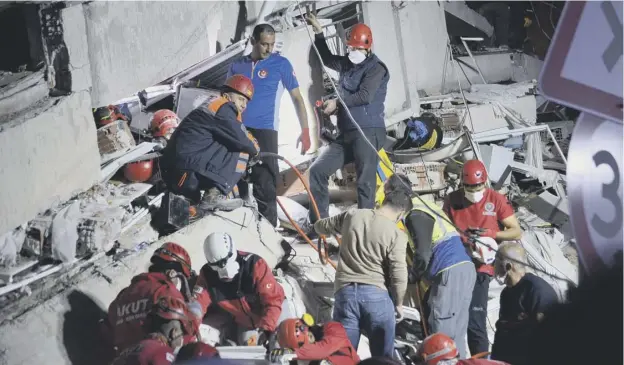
0;1;577;364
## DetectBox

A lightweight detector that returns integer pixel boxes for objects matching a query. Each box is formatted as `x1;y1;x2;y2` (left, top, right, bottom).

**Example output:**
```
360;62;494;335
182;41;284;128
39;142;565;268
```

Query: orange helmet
347;23;373;50
223;74;254;100
277;318;310;349
462;159;488;185
420;333;459;365
151;109;180;138
151;242;193;278
123;160;154;183
149;296;192;334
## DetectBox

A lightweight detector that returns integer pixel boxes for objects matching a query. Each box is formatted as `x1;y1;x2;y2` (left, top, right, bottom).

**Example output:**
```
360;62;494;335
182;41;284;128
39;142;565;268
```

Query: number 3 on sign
592;150;623;238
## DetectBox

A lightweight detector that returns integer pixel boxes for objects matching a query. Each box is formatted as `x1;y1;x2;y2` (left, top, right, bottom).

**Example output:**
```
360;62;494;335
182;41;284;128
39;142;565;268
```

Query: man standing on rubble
313;178;412;357
491;243;558;365
305;14;390;226
390;173;475;359
160;74;260;213
228;23;311;228
192;232;285;346
443;160;522;357
106;242;200;354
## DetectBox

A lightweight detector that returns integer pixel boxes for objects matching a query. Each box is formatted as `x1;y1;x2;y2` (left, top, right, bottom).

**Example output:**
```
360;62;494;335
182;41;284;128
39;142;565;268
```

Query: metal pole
460;37;487;84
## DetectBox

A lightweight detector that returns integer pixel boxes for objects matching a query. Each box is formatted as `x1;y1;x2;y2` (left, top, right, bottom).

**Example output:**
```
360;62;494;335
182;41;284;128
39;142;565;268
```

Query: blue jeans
333;283;396;357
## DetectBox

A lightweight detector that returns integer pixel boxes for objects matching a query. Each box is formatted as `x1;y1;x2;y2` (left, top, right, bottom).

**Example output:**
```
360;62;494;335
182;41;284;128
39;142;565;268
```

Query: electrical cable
295;1;575;286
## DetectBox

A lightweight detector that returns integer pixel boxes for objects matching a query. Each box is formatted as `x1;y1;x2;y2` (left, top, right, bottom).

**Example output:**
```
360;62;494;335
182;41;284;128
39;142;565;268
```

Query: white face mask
465;190;485;203
216;257;240;281
348;50;367;64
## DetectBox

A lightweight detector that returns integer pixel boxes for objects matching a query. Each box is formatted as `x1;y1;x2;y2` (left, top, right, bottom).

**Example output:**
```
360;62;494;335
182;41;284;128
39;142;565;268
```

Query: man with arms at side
228;24;311;227
491;243;558;365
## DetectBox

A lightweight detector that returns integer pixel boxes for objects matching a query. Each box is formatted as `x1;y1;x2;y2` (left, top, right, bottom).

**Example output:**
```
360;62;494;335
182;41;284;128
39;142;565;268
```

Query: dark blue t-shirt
227;53;299;131
492;273;559;365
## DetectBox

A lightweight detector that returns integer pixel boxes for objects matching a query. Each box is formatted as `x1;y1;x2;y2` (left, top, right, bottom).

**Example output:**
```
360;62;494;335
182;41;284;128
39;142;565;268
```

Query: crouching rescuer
111;297;194;365
270;315;360;365
391;173;475;359
191;232;285;345
160;74;260;213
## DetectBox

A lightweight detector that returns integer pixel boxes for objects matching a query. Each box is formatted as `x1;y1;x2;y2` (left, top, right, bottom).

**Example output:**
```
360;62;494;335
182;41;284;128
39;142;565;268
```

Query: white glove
187;300;203;319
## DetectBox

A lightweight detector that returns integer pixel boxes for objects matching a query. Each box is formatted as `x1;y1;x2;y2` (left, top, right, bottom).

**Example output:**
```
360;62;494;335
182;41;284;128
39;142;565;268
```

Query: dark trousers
308;128;386;223
468;272;491;355
238;127;279;227
162;168;217;203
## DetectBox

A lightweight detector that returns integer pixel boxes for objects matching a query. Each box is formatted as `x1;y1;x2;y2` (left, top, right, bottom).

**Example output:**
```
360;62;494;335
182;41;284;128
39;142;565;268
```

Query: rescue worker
192;232;285;346
270;315;360;365
93;104;129;128
442;160;522;357
107;242;198;353
491;243;558;365
390;173;474;359
160;75;260;212
417;333;510;365
175;342;220;362
228;23;311;228
111;297;193;365
313;181;412;357
305;14;390;225
151;109;181;147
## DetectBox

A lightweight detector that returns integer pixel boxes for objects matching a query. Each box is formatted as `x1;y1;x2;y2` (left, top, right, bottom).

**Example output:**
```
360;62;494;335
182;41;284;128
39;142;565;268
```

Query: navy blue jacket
314;33;389;132
161;98;259;194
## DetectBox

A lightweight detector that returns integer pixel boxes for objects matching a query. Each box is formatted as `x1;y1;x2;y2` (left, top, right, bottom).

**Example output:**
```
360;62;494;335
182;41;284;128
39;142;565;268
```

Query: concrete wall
0;90;99;235
84;1;242;106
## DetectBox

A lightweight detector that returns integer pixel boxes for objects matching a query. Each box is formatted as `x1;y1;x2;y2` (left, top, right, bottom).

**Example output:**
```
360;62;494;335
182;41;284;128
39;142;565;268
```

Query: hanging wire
294;1;576;286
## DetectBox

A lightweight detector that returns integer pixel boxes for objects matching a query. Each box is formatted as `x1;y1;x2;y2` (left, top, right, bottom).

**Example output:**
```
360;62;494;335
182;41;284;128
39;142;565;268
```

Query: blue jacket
314;33;389;132
161;98;259;194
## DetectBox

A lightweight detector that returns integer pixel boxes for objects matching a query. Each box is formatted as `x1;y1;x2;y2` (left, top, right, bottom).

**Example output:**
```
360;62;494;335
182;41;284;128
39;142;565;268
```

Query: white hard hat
203;232;239;280
472;236;498;265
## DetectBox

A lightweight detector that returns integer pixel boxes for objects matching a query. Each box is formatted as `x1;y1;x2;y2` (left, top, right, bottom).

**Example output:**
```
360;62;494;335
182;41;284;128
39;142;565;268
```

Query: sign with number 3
568;113;623;274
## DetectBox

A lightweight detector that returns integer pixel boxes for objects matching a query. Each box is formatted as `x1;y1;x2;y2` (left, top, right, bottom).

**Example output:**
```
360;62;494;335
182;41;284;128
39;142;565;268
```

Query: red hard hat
347;23;373;50
176;342;219;362
123;160;153;183
224;74;254;100
277;318;310;349
462;159;488;185
421;333;459;365
151;242;193;278
150;296;193;334
151;109;180;138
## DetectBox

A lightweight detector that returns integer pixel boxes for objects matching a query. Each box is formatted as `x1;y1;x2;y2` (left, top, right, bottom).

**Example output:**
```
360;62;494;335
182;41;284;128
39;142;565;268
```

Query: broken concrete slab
0;206;285;365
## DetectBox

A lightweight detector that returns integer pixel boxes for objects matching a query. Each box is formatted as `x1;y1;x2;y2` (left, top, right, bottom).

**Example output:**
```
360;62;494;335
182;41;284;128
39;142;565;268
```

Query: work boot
198;188;244;212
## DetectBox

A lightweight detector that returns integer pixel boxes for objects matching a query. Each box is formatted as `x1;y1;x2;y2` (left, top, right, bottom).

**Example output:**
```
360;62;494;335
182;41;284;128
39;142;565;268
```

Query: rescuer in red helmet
442;160;522;357
175;342;220;362
160;74;260;213
151;109;180;146
105;242;201;354
305;13;390;228
416;333;510;365
111;297;195;365
270;315;360;365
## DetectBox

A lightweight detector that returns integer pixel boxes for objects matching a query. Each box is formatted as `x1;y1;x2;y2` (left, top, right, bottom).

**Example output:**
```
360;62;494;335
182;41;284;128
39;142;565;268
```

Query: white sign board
567;113;623;275
540;1;623;122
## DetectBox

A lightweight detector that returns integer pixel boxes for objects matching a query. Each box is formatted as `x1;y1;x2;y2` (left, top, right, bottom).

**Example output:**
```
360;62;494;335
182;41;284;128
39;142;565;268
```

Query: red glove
298;128;311;154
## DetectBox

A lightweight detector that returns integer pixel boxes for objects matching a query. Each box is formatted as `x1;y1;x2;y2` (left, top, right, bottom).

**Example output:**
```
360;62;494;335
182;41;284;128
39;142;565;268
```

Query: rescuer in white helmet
191;232;285;346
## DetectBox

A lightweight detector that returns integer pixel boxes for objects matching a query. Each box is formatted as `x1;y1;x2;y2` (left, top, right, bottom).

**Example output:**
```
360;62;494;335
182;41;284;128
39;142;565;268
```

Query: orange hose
260;152;336;269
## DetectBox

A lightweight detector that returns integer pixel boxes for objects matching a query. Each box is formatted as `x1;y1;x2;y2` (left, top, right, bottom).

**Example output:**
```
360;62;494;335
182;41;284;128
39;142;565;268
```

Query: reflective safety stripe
409;197;458;246
420;129;438;150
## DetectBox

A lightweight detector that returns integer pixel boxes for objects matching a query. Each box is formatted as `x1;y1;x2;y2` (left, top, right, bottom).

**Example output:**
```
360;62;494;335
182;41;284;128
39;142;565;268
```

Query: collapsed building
0;1;578;364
